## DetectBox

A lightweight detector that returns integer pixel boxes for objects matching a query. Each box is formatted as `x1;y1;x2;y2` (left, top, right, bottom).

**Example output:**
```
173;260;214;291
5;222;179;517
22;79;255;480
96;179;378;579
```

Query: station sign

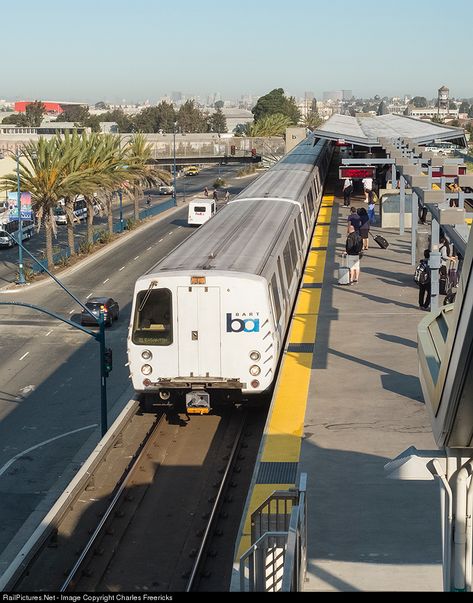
339;166;376;180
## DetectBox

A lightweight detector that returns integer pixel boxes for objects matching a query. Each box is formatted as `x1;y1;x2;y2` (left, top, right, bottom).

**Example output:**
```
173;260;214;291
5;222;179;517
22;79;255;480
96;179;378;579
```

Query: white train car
128;137;332;412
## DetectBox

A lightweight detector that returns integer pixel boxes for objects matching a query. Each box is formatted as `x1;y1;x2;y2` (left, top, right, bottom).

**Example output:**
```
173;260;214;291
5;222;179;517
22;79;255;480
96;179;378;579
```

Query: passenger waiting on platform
357;207;370;250
213;190;219;202
342;178;353;206
416;249;431;311
368;198;376;224
362;176;373;203
203;186;209;197
347;207;361;233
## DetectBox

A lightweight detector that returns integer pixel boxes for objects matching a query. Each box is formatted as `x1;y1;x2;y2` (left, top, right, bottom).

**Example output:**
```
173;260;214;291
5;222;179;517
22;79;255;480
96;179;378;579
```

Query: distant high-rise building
171;91;182;103
323;90;343;102
342;90;352;100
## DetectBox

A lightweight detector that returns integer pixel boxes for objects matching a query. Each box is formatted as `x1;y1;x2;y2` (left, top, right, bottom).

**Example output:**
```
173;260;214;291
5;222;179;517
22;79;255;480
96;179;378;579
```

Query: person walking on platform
345;224;363;283
347;207;361;233
357;207;370;250
342;178;353;207
203;186;209;197
416;249;431;310
213;189;219;202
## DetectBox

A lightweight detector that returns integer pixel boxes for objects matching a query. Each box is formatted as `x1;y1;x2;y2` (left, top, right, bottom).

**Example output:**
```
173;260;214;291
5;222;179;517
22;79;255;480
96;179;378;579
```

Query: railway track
13;404;266;592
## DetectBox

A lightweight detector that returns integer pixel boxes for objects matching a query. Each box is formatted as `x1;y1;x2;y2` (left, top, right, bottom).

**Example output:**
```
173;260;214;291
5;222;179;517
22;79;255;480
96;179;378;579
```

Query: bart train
127;136;333;412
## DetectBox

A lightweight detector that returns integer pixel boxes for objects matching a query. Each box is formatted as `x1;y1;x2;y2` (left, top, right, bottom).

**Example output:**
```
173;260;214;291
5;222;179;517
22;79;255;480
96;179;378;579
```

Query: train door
177;287;221;377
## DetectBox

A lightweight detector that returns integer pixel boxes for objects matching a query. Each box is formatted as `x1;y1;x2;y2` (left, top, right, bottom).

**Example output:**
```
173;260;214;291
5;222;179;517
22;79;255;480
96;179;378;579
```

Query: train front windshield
132;288;173;345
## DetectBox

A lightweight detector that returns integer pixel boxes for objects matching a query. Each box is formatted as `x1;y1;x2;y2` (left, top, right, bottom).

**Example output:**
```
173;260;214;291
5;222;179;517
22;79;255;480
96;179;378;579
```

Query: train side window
270;274;282;323
302;201;309;228
288;231;298;265
132;288;173;346
277;257;287;298
283;243;293;286
296;214;304;246
307;189;314;212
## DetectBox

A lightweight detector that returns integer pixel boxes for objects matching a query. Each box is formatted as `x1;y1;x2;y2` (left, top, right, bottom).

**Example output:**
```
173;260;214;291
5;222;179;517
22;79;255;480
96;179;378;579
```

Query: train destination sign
339;167;376;180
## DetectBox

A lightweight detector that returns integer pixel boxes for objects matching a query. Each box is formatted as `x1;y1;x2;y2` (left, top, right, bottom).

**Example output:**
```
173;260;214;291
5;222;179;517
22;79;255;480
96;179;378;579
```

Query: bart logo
226;313;260;333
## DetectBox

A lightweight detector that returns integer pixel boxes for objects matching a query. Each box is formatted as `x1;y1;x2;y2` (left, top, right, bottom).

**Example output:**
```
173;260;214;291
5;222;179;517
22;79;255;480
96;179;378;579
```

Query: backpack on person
414;260;430;285
346;231;363;255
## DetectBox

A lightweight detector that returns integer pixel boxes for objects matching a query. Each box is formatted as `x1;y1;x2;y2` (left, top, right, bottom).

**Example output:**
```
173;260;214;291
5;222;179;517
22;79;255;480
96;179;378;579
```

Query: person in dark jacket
357;207;370;250
347;207;361;233
418;249;431;310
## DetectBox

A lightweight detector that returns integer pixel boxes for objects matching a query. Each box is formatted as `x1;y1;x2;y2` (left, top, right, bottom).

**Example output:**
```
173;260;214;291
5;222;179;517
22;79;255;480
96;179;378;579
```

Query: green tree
1;138;84;268
233;123;251;137
96;108;135;132
252;88;300;124
431;115;444;124
468;106;473;119
410;96;428;108
214;100;224;110
459;101;470;114
249;113;292;137
58;105;90;124
25;101;46;126
2;113;28;125
208;107;227;134
177;100;207;132
125;133;171;220
304;99;323;130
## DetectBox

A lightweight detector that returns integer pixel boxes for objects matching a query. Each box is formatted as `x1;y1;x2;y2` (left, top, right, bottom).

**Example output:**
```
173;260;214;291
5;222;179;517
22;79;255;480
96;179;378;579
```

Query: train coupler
186;390;211;415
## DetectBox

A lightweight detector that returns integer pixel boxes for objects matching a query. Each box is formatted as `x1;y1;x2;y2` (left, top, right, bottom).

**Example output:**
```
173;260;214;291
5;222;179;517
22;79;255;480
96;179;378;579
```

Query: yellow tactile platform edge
237;195;333;557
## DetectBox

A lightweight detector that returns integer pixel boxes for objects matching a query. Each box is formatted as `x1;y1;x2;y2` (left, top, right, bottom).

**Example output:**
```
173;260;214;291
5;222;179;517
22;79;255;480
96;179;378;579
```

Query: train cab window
270;275;282;323
132;288;173;346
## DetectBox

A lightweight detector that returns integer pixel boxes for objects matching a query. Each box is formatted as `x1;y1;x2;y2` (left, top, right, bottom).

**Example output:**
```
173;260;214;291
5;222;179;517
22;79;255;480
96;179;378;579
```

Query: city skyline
2;0;472;103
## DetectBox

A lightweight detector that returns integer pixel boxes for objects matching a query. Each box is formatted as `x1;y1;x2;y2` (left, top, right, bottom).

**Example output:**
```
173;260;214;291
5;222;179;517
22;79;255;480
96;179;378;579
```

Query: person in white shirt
342;178;353;206
362;177;373;203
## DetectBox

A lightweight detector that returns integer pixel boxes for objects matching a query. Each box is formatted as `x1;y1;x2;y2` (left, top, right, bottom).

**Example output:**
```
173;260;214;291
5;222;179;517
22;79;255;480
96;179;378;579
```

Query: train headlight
141;349;153;360
249;365;261;376
251;380;260;388
141;364;153;375
249;351;261;361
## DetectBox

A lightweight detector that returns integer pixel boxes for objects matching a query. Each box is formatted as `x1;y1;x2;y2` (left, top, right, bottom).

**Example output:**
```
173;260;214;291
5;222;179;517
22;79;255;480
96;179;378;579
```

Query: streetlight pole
118;189;123;232
173;121;177;206
16;148;26;285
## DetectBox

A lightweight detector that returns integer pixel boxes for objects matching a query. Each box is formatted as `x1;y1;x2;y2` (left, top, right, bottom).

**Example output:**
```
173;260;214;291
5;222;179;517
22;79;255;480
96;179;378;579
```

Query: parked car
158;184;174;195
80;297;120;327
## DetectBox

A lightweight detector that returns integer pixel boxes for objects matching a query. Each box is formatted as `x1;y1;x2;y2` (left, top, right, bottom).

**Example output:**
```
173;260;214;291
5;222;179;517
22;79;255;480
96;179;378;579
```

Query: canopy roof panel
314;113;467;148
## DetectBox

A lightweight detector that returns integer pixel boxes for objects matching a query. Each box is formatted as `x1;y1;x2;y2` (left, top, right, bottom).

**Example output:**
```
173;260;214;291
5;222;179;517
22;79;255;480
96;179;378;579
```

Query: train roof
148;198;298;276
234;137;327;201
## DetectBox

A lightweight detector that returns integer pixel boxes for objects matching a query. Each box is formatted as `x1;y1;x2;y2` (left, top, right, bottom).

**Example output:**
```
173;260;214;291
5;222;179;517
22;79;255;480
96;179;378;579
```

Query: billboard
7;192;32;220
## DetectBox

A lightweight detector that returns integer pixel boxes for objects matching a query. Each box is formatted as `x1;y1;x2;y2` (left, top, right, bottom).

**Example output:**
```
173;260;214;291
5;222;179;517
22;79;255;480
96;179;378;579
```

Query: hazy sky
3;0;472;103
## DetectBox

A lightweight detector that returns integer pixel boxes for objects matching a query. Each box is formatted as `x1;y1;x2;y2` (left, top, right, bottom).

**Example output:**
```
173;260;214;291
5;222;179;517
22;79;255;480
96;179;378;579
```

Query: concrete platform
302;196;441;591
233;188;442;591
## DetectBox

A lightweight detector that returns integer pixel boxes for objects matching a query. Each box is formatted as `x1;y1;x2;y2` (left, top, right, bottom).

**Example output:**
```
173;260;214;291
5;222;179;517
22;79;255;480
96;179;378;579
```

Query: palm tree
125;133;171;221
1;138;83;268
249;113;292;137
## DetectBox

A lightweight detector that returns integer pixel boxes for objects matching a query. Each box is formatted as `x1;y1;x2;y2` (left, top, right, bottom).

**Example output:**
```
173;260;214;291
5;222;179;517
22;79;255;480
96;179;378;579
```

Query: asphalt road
0;164;258;561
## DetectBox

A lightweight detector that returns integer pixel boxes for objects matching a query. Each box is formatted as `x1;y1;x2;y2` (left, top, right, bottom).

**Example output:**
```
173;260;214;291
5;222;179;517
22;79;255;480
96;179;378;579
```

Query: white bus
187;198;217;226
54;197;88;225
0;218;35;247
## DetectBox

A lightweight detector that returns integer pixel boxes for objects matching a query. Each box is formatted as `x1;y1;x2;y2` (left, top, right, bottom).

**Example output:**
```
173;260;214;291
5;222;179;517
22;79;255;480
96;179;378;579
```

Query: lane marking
69;309;74;314
119;266;125;271
158;238;163;243
86;292;93;299
134;256;140;260
45;330;53;337
19;352;29;361
103;278;109;284
0;424;98;479
147;246;153;250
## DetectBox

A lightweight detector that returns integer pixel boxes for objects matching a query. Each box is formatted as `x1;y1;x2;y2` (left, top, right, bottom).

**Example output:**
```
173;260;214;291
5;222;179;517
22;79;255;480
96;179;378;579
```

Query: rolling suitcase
371;233;389;249
338;253;350;285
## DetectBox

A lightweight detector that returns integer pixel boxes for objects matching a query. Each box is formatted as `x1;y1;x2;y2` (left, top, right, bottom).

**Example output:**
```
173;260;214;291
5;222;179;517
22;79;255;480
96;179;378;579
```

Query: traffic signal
104;347;113;375
251;148;256;157
230;145;236;156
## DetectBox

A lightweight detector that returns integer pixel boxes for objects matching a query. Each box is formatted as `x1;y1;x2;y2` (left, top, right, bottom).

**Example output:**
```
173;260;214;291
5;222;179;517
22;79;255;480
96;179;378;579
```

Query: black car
80;297;120;327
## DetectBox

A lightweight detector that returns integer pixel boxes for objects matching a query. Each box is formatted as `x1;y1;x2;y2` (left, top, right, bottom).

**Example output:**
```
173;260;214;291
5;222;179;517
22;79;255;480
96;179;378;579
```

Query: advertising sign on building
7;192;32;220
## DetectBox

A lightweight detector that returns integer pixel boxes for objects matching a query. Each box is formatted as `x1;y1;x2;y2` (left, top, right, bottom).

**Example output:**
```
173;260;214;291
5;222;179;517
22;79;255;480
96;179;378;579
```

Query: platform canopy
313;113;467;149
